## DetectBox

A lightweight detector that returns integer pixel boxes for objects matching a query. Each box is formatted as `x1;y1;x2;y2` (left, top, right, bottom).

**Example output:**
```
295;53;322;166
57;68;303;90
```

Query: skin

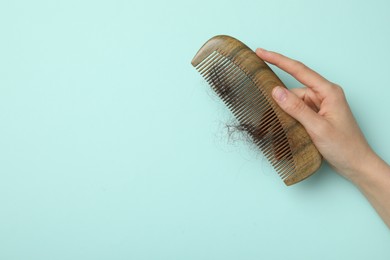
255;48;390;228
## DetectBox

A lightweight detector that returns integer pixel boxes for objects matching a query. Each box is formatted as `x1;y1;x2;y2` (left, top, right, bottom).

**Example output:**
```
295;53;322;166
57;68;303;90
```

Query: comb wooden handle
192;35;322;185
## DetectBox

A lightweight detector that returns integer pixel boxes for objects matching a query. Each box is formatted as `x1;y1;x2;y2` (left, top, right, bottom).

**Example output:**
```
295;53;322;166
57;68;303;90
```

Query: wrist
349;151;389;188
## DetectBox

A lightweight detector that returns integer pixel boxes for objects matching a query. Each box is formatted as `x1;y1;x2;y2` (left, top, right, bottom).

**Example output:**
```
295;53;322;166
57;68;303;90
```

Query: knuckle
291;60;307;77
295;60;306;68
330;83;346;98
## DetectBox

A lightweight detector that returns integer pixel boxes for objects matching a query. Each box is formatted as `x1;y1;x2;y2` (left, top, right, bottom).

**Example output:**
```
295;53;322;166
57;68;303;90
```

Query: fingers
272;86;323;131
256;48;333;96
290;88;305;99
290;87;321;111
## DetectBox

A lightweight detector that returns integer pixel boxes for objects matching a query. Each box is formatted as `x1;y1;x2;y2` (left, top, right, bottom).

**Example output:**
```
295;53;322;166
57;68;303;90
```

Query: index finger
255;48;334;96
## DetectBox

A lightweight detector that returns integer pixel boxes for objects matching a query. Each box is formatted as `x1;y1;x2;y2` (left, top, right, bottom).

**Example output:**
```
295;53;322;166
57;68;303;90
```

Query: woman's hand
256;48;390;228
256;48;376;182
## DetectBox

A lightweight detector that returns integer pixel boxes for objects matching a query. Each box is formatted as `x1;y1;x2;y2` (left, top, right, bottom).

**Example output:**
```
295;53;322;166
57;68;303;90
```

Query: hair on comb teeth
191;35;322;185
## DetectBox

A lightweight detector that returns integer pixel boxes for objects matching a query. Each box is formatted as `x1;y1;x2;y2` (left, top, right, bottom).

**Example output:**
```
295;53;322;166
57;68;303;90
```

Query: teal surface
1;0;389;259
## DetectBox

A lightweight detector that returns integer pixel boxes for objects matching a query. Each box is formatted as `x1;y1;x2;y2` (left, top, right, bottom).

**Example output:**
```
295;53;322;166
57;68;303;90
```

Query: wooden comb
191;35;322;185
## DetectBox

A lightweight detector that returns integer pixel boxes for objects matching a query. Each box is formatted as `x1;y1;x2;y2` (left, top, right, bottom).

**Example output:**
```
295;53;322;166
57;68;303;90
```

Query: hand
255;48;376;182
255;48;390;228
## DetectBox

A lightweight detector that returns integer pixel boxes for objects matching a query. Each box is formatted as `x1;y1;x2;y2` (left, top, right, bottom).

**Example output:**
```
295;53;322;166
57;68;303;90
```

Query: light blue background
0;0;389;259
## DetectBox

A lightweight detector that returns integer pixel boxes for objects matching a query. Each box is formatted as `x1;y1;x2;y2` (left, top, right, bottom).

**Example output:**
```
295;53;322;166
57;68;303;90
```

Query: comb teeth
195;51;296;181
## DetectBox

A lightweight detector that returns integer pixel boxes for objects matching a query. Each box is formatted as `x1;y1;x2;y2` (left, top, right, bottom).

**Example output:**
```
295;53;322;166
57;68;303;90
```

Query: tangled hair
201;72;265;151
221;117;262;154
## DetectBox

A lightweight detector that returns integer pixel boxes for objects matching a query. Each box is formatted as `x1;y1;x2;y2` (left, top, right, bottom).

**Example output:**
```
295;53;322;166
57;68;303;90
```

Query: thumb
271;86;322;130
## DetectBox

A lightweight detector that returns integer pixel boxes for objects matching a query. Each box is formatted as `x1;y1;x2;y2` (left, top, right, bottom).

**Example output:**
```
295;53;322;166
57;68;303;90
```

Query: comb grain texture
191;35;322;185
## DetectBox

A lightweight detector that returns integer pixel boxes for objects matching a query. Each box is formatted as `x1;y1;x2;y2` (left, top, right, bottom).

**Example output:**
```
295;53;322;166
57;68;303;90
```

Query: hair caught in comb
208;59;291;162
192;35;322;185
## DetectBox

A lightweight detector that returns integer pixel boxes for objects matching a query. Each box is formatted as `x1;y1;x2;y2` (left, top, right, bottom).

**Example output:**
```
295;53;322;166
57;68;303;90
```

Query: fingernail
256;48;266;53
272;87;287;102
